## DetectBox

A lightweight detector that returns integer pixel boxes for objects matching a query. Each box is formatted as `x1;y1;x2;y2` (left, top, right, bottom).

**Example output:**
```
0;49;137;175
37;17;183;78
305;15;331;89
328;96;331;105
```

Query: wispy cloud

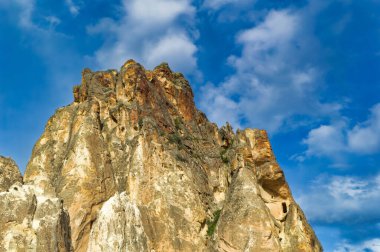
65;0;80;16
87;0;198;75
298;173;380;223
0;0;65;32
199;7;341;132
201;0;259;23
334;238;380;252
0;0;35;28
0;0;83;102
203;0;255;10
45;16;61;29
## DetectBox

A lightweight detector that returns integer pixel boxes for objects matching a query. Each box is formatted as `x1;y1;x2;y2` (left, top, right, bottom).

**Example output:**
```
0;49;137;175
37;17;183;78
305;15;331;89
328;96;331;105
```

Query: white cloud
88;0;198;74
348;104;380;154
65;0;80;16
199;8;341;132
203;0;255;9
303;123;347;158
45;16;61;28
313;225;380;252
302;103;380;159
298;174;380;223
144;33;197;73
200;82;241;127
0;0;83;102
0;0;35;28
0;0;62;31
334;238;380;252
236;9;298;54
202;0;260;23
126;0;194;25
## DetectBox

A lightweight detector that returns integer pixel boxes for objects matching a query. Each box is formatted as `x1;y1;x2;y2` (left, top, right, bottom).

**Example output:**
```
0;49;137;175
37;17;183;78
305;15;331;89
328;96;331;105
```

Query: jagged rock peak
2;60;321;252
74;60;191;100
72;60;197;125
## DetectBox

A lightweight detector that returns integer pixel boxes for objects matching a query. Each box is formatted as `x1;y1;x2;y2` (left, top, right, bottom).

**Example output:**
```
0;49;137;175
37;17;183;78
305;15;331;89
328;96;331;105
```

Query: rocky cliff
0;60;322;251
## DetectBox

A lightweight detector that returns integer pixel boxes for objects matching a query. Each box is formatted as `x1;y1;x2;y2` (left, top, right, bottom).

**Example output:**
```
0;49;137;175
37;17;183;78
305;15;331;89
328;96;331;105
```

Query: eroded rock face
2;60;321;251
0;156;22;192
87;192;149;252
0;157;72;252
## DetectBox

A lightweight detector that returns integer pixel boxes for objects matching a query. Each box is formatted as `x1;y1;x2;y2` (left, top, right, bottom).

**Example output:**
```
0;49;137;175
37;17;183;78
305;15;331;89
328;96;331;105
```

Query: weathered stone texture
1;60;321;252
0;156;22;192
0;183;72;251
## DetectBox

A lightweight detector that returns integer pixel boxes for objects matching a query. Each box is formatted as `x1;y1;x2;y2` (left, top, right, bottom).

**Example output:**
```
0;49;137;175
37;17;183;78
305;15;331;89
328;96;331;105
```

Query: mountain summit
0;60;321;251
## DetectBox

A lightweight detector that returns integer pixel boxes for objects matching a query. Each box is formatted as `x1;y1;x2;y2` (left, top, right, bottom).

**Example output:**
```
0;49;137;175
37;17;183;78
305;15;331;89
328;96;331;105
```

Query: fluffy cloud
144;33;197;73
126;0;194;25
88;0;198;74
303;123;347;158
298;173;380;223
199;8;341;132
348;104;380;154
302;103;380;159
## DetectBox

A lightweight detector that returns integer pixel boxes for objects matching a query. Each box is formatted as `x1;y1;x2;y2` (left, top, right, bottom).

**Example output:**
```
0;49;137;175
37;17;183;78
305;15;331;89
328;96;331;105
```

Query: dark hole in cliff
199;219;206;232
14;187;18;191
282;202;287;213
110;114;118;123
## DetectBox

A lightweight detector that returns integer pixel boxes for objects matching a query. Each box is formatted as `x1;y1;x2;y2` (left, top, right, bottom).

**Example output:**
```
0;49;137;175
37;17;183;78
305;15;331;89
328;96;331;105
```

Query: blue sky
0;0;379;250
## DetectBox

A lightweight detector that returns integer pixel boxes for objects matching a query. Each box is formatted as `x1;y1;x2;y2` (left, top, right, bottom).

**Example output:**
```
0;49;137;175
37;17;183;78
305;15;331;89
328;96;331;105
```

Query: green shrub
207;210;222;236
174;117;182;130
220;149;229;164
138;118;143;129
168;133;182;145
158;129;165;137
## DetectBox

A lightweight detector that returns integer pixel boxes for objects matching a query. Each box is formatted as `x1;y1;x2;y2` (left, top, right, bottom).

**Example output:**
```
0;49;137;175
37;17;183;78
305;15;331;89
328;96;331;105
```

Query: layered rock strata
0;60;322;252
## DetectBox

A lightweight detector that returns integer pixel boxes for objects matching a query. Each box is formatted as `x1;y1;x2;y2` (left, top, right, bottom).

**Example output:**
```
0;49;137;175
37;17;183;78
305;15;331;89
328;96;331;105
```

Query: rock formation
0;156;72;251
0;156;22;192
0;60;322;251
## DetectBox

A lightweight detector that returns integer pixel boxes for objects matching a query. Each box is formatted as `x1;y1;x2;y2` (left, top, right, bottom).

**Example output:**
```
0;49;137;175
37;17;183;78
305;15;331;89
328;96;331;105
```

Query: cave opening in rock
282;202;287;213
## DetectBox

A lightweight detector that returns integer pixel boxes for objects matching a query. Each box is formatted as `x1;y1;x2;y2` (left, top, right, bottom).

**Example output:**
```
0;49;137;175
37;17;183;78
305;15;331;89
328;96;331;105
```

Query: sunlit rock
1;60;321;252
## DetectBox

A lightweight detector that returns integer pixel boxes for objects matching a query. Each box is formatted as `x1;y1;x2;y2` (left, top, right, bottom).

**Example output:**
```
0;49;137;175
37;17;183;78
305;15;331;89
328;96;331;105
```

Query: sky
0;0;380;250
